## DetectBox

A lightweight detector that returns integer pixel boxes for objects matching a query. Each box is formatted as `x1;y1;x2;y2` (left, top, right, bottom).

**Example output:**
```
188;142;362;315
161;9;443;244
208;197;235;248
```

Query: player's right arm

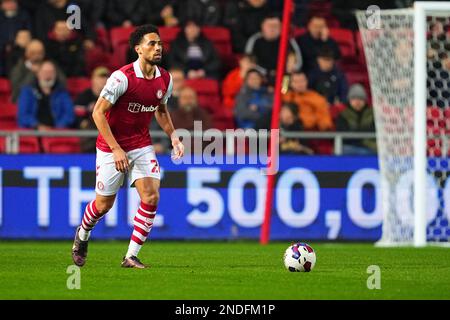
92;70;129;173
92;97;129;173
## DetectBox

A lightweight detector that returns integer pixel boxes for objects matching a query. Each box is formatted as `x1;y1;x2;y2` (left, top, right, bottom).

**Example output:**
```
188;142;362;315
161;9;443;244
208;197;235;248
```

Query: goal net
356;3;450;246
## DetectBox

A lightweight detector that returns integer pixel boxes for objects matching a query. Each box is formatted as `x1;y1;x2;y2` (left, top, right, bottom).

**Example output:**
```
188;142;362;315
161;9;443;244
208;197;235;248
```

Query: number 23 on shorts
150;159;160;174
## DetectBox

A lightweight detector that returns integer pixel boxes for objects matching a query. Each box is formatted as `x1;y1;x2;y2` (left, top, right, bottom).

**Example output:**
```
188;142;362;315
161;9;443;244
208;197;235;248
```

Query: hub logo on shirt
128;102;158;113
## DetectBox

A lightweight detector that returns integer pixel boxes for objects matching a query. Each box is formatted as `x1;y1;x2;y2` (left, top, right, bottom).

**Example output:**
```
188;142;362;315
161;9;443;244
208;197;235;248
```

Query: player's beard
146;55;162;66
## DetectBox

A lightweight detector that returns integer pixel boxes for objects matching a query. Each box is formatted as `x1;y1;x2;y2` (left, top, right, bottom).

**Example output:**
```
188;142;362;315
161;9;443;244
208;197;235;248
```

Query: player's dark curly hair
129;24;160;48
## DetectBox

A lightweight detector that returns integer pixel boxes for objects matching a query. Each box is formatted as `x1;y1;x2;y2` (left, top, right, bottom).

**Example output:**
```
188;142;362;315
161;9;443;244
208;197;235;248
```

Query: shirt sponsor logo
128;102;159;113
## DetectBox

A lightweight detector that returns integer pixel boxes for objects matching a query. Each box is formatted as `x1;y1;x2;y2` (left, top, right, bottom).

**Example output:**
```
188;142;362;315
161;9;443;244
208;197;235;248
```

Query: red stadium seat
355;31;366;66
202;27;232;57
66;77;91;99
213;106;235;130
95;27;111;51
0;78;11;102
159;26;181;52
185;79;221;113
329;28;356;59
0;102;18;129
329;103;346;120
0;136;40;153
19;136;40;154
41;136;81;153
110;26;135;50
294;27;307;38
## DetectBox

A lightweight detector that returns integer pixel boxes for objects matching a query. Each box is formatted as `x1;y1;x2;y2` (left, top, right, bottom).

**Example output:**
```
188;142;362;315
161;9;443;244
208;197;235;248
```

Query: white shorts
95;145;160;196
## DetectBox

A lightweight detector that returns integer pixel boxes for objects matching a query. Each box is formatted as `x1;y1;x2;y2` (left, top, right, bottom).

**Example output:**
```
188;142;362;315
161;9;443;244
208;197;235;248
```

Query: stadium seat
212;106;235;130
329;103;346;120
0;78;11;102
85;48;117;75
95;27;111;51
159;26;180;52
294;27;307;38
329;28;356;59
0;136;40;153
202;27;232;57
110;26;135;51
355;31;366;66
19;136;40;154
0;102;18;129
41;136;81;153
185;78;221;113
66;77;91;99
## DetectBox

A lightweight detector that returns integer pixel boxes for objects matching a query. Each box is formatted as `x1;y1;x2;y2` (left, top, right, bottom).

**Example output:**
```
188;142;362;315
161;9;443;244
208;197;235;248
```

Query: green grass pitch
0;241;449;300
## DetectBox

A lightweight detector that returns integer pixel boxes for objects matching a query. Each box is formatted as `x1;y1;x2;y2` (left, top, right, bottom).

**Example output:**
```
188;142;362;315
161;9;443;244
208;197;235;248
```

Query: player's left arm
155;103;184;159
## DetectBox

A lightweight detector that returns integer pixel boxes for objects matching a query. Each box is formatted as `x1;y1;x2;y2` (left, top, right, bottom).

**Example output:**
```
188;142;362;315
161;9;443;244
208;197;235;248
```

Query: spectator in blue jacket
307;48;348;105
18;60;74;130
234;68;273;129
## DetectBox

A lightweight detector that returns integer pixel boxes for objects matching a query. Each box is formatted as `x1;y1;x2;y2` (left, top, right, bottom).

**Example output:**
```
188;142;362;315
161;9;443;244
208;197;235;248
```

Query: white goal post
357;2;450;247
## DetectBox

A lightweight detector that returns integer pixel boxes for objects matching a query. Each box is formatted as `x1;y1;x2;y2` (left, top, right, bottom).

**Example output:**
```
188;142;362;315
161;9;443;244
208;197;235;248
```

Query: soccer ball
283;242;316;272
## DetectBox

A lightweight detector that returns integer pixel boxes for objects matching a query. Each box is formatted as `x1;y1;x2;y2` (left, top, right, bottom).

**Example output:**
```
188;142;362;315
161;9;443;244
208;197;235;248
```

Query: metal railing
0;129;377;155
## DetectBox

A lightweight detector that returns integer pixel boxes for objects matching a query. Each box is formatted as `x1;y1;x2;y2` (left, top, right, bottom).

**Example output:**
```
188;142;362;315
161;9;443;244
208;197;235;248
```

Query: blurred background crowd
0;0;420;154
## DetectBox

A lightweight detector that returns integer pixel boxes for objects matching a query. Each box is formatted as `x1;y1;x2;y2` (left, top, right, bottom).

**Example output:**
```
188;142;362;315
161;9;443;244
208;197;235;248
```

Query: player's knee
95;201;114;215
142;192;159;206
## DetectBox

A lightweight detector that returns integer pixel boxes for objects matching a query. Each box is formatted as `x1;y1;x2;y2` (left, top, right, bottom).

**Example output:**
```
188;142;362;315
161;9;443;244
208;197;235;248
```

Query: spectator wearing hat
234;68;273;129
336;84;376;155
307;48;348;105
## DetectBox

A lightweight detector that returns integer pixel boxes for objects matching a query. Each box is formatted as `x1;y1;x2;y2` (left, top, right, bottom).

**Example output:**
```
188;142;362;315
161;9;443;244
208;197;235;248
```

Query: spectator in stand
222;54;257;110
245;14;302;85
166;67;185;111
146;0;180;27
234;68;273;129
282;71;333;131
296;15;341;73
74;0;106;45
224;0;271;53
18;0;43;21
307;48;348;105
74;66;110;153
171;86;212;131
178;0;221;26
105;0;149;28
18;60;74;130
46;20;85;77
149;67;185;154
336;84;376;155
5;28;31;75
34;0;96;50
279;102;314;154
10;39;66;102
0;0;31;76
168;18;220;79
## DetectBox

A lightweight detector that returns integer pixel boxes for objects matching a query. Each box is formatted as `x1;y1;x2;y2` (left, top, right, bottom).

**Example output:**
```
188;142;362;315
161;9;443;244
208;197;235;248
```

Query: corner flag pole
260;0;293;244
